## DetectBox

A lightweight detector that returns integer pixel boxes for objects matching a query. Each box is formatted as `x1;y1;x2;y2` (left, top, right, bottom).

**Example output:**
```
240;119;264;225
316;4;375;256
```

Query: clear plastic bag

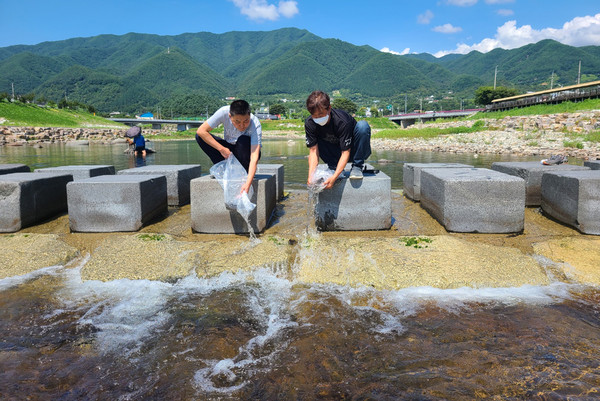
308;165;335;193
210;155;256;217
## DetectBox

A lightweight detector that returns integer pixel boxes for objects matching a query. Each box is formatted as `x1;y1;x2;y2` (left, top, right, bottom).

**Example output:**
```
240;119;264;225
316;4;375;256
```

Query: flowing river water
1;139;600;400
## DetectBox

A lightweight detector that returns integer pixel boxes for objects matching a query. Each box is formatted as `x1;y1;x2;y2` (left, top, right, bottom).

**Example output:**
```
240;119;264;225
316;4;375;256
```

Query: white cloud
434;13;600;57
496;9;514;16
418;10;434;25
445;0;477;6
433;23;463;34
278;1;299;18
230;0;298;21
381;47;410;55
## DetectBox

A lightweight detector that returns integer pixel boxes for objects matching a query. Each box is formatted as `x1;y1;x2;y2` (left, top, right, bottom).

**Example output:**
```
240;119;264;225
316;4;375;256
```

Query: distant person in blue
125;126;147;157
196;99;262;195
305;90;371;189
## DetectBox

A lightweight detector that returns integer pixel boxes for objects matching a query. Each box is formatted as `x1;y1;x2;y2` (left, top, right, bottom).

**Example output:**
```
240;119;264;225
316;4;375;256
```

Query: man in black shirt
305;90;372;190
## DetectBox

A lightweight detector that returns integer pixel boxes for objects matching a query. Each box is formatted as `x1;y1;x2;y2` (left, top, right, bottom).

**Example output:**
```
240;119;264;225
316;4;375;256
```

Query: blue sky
1;0;599;57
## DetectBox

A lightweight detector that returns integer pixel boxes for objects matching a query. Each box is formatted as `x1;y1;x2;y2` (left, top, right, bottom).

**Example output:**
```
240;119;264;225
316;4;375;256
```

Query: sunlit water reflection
0;139;598;399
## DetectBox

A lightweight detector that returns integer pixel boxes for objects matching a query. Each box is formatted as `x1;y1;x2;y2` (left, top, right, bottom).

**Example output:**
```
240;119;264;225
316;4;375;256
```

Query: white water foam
0;265;64;291
193;268;299;395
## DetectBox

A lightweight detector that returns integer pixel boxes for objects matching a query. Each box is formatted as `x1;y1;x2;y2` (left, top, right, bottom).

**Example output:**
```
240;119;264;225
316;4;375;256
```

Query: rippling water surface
2;265;600;400
0;139;598;400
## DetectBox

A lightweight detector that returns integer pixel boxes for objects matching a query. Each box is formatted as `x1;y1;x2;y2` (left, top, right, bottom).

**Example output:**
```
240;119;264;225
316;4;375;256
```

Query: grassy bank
0;102;125;129
475;98;600;120
373;120;488;140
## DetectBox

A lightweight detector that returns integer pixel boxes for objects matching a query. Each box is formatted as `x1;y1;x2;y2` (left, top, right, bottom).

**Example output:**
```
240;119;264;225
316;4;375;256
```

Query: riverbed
1;139;600;399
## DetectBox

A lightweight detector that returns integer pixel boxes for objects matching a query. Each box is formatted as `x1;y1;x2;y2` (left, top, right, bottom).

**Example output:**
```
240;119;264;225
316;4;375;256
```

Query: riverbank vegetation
474;98;600;119
0;102;124;128
373;120;488;140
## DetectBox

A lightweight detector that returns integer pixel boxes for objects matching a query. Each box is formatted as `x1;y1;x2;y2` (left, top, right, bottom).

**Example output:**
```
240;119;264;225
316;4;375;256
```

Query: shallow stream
0;139;598;400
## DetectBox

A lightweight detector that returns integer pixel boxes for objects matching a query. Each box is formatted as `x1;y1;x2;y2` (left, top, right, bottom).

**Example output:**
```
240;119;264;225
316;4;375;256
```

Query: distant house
255;113;279;120
137;112;154;119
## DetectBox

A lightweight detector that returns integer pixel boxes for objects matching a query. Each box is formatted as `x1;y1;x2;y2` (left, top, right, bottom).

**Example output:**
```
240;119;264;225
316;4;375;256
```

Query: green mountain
1;28;599;114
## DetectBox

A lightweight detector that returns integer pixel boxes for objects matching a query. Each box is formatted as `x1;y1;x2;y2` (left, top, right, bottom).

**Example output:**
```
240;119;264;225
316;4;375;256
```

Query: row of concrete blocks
0;162;394;233
0;163;285;233
403;160;600;235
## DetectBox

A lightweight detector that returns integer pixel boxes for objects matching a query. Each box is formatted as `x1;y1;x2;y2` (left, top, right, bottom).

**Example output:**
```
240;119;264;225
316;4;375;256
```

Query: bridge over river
388;109;482;128
109;118;205;131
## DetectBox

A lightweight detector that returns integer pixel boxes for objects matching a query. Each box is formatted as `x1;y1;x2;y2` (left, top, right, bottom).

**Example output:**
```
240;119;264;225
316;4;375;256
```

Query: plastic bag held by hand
209;155;256;215
308;165;335;193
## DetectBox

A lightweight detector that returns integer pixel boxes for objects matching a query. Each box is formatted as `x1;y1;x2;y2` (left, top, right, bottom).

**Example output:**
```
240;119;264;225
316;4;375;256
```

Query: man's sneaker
349;165;363;179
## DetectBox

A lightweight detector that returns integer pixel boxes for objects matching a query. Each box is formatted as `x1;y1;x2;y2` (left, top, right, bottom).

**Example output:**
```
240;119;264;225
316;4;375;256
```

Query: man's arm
307;145;320;186
197;121;231;159
323;149;350;189
240;144;260;194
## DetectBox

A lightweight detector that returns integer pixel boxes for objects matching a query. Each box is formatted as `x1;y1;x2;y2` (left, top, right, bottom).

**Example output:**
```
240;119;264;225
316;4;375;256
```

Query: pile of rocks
372;111;600;160
0;126;172;146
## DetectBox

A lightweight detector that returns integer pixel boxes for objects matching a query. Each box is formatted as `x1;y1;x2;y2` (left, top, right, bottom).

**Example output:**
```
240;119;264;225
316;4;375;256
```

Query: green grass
473;98;600;120
399;236;433;249
0;101;125;128
373;120;487;140
260;118;304;132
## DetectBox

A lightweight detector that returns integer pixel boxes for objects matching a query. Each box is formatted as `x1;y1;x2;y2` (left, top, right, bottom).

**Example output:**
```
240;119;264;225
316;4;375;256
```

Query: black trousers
195;134;260;172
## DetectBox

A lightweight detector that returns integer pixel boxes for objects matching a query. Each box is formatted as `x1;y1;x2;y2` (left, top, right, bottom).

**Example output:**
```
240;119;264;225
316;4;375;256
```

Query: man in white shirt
196;99;262;194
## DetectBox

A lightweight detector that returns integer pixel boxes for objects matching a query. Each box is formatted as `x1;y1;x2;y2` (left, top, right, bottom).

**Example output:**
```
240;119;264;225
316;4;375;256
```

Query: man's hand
240;181;251;195
322;175;338;189
219;147;232;159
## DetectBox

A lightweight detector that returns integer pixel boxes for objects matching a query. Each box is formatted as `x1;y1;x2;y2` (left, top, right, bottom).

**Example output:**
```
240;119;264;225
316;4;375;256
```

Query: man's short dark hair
230;99;251;116
306;91;330;115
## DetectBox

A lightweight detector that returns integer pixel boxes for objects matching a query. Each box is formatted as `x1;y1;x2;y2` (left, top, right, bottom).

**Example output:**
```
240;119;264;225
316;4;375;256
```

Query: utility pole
11;82;15;101
494;65;498;89
404;94;407;114
577;60;581;85
550;71;554;89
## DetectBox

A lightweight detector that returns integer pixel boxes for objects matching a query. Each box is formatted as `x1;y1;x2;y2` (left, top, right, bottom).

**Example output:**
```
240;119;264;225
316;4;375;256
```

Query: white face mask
312;114;329;126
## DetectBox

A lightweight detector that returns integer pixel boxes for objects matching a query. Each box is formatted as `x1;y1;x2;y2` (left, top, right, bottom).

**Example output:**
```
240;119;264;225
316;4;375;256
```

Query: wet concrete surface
1;190;598;289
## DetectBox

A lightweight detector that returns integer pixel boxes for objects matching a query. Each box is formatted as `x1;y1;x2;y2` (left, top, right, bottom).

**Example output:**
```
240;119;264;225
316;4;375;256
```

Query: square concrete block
584;160;600;170
492;161;590;206
403;163;472;201
256;164;284;200
118;164;201;206
541;170;600;235
0;172;72;232
34;165;115;180
67;175;167;232
315;170;392;231
190;174;276;234
420;168;525;233
0;164;30;175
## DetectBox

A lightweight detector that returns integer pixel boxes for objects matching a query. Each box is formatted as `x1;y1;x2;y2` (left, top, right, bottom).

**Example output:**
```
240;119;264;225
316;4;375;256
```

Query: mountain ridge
1;28;598;114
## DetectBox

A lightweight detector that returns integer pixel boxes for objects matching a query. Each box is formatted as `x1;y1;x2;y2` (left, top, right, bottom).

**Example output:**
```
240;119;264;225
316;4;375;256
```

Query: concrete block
403;163;472;201
256;164;284;200
190;174;276;234
67;175;167;232
584;160;600;170
492;161;590;206
0;172;72;232
35;165;115;180
314;170;392;231
420;168;525;233
118;164;201;206
541;170;600;235
0;164;30;175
